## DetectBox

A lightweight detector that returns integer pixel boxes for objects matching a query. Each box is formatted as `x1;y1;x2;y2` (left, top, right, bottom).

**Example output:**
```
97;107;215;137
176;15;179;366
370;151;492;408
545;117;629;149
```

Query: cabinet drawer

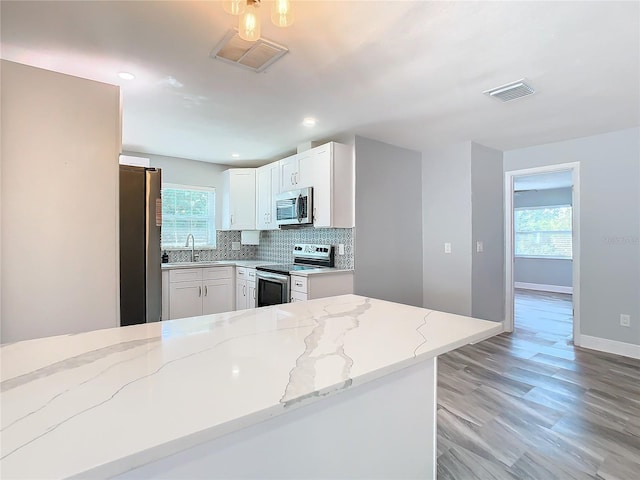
169;268;203;283
236;267;247;279
203;266;233;280
290;275;308;293
291;290;308;302
246;268;256;281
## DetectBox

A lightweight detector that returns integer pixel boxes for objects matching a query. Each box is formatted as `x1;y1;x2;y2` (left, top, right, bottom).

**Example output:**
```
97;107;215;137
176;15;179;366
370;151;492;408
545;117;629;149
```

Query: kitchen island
0;294;501;479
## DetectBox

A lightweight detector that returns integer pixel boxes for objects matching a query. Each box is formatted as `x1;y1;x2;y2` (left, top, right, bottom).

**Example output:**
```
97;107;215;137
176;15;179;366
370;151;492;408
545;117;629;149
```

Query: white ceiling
1;1;639;167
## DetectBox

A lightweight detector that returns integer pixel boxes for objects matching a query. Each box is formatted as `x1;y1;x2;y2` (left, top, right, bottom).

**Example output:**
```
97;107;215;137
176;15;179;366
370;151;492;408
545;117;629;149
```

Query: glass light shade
222;0;245;16
271;0;294;27
238;2;261;42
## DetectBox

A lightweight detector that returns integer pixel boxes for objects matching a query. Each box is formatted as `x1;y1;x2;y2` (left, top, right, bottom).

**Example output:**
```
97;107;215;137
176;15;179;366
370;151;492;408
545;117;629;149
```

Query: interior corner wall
422;143;473;316
354;136;423;307
122;151;233;230
504;127;640;346
470;143;504;322
1;60;121;342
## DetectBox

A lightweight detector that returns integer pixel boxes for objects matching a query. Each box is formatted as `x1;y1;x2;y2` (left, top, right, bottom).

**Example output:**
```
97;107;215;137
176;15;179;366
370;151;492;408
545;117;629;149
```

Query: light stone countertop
0;294;501;479
161;260;354;276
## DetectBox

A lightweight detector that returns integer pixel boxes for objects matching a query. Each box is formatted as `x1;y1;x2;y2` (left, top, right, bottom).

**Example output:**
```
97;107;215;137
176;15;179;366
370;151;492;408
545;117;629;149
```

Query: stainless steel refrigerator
119;165;162;326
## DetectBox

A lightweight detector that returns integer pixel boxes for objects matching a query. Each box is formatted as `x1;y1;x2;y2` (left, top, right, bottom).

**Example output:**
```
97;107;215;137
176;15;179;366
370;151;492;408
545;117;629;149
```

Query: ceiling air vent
210;30;288;73
483;79;535;102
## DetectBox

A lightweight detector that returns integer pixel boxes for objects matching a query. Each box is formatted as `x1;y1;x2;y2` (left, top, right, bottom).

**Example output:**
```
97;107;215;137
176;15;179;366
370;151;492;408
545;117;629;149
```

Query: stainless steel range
256;244;335;307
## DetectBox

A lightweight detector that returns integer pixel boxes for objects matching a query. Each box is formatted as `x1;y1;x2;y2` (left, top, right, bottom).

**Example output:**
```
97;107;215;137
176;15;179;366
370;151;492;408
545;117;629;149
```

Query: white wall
471;143;504;322
422;143;473;316
1;61;121;342
122;151;233;230
354;136;423;307
504;127;640;346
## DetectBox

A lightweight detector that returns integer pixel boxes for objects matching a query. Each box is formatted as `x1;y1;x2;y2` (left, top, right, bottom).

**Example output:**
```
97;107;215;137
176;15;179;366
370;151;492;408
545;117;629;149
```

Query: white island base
117;359;437;479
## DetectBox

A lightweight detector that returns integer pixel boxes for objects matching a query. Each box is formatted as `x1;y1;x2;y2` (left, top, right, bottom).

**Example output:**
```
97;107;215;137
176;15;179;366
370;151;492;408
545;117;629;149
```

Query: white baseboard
579;335;640;360
514;282;573;294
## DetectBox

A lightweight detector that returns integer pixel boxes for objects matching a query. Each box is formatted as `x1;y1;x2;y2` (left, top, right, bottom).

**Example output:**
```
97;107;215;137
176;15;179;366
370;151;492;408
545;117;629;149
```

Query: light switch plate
444;242;452;254
620;314;631;327
338;244;345;255
476;241;484;253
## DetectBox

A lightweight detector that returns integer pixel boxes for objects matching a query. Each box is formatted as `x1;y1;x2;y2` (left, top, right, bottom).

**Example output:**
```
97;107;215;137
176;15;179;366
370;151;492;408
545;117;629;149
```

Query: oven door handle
256;271;289;282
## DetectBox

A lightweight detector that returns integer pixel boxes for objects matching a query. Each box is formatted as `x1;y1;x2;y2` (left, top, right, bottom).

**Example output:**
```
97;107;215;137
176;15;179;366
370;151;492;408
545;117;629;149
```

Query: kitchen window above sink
161;183;216;249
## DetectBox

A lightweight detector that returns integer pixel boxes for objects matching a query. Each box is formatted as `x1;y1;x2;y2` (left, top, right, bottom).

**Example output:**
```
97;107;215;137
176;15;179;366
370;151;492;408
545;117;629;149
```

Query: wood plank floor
437;289;640;480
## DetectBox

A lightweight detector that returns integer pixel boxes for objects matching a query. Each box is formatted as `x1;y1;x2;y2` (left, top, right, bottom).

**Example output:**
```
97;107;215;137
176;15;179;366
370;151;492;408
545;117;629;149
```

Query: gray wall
514;187;573;288
354;136;423;307
422;143;473;316
123;151;233;230
515;257;572;287
471;143;505;322
504;127;640;345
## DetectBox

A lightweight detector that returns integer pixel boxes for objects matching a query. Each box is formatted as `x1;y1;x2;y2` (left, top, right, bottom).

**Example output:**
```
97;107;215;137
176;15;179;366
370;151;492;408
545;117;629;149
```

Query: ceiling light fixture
302;117;316;127
118;72;135;80
231;153;240;158
223;0;295;42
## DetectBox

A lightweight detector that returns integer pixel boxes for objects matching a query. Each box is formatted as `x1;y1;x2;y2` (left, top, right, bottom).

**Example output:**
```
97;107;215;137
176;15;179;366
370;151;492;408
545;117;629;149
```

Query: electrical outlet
620;314;631;327
476;241;484;253
232;241;241;251
338;243;345;255
444;242;452;254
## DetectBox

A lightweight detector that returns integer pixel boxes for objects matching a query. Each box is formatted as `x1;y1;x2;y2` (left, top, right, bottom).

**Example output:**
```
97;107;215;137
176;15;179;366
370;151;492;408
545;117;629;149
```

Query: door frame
504;162;581;346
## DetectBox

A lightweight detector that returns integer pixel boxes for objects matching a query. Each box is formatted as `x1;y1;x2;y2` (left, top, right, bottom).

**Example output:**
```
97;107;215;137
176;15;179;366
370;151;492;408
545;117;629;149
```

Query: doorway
504;162;581;345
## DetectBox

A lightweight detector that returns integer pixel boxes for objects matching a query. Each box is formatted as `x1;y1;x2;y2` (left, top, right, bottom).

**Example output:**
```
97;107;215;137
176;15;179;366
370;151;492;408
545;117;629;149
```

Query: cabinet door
203;279;234;315
280;154;298;191
169;281;203;320
296;151;314;189
247;281;256;309
291;290;308;302
229;170;256;230
236;279;247;310
311;145;332;227
256;164;278;230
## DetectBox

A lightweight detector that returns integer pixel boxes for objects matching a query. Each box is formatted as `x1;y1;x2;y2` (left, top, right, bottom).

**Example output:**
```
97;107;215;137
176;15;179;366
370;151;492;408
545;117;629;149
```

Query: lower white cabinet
290;271;354;302
236;267;256;310
168;267;234;320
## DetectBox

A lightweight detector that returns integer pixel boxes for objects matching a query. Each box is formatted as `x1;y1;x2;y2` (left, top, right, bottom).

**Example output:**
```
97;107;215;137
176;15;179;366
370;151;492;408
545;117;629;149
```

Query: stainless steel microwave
276;187;313;226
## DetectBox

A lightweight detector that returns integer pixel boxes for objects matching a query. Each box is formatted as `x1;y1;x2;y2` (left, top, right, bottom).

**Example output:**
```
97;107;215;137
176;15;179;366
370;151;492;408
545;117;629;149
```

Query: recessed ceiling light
302;117;317;127
231;153;240;158
118;72;135;80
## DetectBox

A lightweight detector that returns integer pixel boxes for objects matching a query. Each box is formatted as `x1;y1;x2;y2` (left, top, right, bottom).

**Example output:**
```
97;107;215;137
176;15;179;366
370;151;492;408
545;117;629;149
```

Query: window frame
161;183;217;250
514;204;573;260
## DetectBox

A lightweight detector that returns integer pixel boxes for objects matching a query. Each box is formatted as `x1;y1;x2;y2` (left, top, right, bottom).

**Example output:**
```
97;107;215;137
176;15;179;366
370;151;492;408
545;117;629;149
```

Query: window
514;205;572;258
161;184;216;249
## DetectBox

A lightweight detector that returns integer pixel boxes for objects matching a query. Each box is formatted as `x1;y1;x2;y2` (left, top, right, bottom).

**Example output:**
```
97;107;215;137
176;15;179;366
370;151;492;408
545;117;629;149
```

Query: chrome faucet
185;234;197;262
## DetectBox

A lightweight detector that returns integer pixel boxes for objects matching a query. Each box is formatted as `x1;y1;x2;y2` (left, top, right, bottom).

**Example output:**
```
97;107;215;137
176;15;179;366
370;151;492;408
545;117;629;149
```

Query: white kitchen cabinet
279;152;313;191
236;267;256;310
309;142;354;228
168;266;234;320
289;271;354;302
222;169;256;230
256;162;279;230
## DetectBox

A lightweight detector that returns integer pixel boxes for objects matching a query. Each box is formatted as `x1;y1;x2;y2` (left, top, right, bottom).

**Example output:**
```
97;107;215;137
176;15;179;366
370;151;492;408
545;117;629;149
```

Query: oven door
256;271;290;307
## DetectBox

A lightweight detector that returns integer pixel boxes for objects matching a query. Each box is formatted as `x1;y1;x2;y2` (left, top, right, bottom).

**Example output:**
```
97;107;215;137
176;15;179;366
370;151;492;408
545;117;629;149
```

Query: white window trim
161;183;217;249
514;204;573;259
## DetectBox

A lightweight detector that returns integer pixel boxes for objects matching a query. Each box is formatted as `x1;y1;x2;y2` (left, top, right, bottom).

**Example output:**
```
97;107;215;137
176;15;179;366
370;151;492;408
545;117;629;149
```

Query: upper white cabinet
279;153;313;191
256;162;279;230
309;142;354;228
222;168;256;230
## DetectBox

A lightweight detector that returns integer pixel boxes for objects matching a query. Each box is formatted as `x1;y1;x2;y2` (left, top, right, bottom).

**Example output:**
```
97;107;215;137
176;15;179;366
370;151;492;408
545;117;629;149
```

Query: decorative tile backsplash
165;231;257;262
257;228;354;269
165;228;355;270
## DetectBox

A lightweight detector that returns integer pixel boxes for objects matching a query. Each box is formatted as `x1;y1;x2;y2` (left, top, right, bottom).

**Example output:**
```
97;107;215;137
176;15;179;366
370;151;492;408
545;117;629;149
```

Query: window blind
161;184;216;248
514;205;572;258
